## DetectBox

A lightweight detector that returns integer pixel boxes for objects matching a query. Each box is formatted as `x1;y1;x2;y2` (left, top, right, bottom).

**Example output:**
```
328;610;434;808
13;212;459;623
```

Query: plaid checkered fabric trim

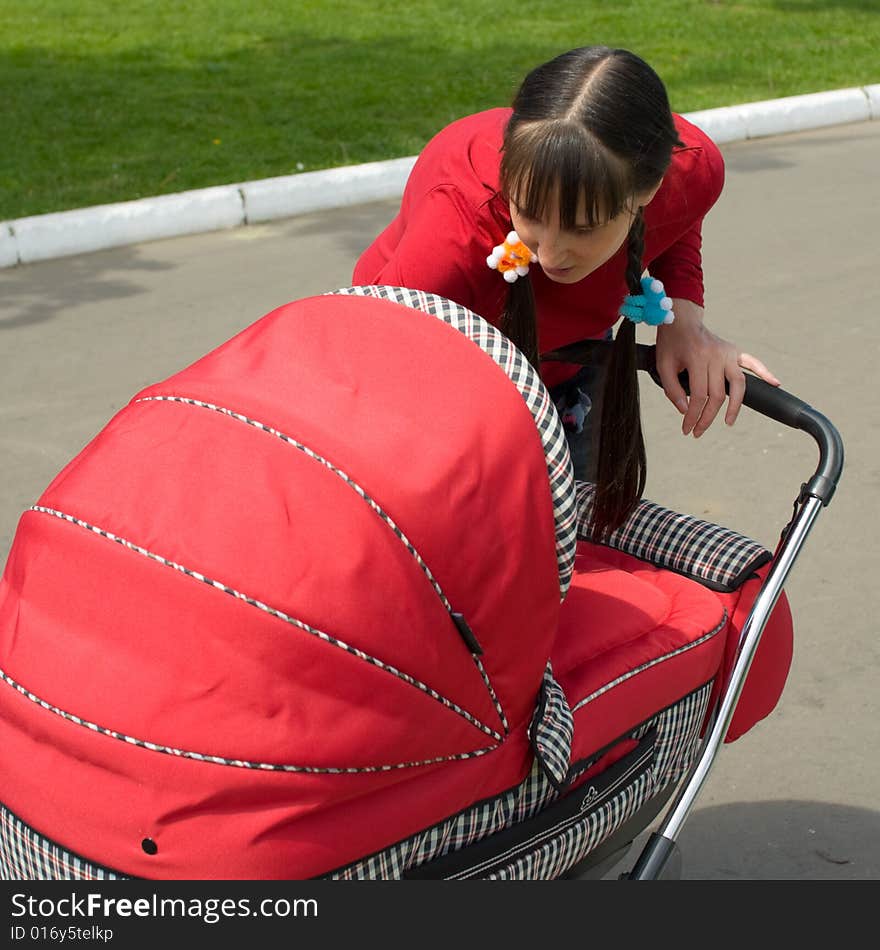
627;684;711;793
528;663;573;790
326;682;711;879
457;748;656;880
0;804;127;880
330;286;577;598
575;481;772;591
478;687;712;880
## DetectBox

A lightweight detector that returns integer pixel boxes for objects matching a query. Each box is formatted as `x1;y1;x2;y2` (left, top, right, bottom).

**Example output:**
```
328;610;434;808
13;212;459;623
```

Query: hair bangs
502;120;635;229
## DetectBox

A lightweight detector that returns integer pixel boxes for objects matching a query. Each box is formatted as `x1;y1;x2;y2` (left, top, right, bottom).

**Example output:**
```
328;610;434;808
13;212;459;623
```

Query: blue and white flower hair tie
619;276;675;326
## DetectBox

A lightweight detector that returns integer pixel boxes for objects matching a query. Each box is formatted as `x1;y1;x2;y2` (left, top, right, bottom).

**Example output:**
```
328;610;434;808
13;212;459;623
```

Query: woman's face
509;185;658;284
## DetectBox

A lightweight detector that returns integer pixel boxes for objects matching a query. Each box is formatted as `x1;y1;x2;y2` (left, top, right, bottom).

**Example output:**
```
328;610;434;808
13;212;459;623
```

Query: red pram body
0;287;792;880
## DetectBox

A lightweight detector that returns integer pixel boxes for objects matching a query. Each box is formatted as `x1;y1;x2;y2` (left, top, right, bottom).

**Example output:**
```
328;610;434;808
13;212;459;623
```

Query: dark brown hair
498;46;682;541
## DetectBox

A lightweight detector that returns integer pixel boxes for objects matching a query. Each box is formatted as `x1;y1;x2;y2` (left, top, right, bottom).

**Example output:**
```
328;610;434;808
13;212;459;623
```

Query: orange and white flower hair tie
486;230;536;283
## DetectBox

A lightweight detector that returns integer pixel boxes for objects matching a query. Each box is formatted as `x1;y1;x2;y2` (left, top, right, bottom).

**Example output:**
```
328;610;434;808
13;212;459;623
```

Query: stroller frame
320;335;843;883
0;293;844;882
543;340;844;880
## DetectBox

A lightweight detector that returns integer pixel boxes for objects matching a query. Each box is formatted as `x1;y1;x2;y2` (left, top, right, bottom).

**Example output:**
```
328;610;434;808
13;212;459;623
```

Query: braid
500;277;540;371
625;208;646;295
589;208;648;542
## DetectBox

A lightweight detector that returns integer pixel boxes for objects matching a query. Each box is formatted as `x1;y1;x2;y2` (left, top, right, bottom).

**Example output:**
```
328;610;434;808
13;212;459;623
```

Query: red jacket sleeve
647;119;726;307
649;219;708;306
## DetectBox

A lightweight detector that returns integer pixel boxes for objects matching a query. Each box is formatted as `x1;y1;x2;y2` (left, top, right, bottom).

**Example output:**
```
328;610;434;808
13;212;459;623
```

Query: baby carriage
0;285;842;880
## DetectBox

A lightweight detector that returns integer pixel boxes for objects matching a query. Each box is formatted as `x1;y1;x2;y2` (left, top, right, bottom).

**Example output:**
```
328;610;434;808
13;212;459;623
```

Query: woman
353;46;779;539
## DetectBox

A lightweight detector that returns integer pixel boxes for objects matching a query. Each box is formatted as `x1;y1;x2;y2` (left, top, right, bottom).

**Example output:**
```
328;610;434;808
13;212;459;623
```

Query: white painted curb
242;156;416;224
1;85;877;269
0;226;18;269
10;186;245;266
687;87;871;143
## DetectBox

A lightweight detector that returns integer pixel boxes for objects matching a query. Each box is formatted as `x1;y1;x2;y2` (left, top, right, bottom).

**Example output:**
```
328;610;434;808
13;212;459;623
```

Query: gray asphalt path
1;120;878;880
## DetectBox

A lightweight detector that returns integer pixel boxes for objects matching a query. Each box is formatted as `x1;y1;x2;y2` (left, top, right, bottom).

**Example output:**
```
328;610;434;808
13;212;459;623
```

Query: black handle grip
542;340;844;505
735;372;807;429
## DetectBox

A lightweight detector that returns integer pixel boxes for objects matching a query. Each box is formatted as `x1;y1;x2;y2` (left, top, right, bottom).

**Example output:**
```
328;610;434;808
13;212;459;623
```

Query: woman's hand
655;298;780;437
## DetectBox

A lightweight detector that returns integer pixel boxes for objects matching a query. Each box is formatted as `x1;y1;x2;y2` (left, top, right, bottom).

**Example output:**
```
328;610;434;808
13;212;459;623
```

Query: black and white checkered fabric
528;663;574;790
326;682;711;879
330;286;577;598
0;805;126;881
575;481;772;592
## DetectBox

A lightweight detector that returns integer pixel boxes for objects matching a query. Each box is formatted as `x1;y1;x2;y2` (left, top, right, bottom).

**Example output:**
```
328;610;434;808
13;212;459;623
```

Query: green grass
2;0;879;220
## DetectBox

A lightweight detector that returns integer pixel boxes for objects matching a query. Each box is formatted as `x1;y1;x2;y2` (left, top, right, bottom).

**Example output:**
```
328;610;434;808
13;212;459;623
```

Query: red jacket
353;108;725;387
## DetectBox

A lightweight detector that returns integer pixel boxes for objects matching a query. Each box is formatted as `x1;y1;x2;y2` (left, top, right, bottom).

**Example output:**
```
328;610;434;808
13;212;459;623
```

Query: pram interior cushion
556;544;727;767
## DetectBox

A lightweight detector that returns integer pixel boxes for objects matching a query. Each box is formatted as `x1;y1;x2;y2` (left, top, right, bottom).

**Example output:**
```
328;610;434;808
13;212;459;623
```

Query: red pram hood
0;287;579;877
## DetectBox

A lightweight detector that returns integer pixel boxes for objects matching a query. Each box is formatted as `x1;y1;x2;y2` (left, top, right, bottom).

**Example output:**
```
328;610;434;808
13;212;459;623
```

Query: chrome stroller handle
542;338;845;880
642;346;843;506
541;339;845;504
625;492;827;880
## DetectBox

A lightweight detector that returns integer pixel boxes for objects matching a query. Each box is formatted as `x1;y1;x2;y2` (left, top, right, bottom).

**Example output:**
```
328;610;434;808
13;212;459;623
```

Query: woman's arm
648;130;779;435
